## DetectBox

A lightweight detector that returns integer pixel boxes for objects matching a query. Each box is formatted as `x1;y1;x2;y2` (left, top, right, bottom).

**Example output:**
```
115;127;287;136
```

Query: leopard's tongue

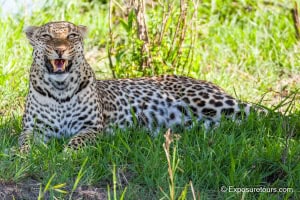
50;59;68;72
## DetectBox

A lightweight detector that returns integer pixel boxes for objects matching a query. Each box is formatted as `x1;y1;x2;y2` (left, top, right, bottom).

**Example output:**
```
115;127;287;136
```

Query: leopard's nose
55;47;66;58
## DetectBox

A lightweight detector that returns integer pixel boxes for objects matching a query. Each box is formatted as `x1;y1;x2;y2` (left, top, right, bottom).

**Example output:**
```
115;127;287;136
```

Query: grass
0;0;299;199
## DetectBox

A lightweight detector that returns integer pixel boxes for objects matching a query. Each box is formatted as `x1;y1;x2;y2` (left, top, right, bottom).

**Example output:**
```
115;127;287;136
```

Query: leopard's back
96;75;252;133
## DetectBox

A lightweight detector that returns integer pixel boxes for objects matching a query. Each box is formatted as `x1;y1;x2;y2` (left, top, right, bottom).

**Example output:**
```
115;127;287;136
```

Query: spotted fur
20;21;261;152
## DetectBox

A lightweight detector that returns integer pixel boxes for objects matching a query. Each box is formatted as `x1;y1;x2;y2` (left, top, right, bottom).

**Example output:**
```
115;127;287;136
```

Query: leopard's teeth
50;59;68;72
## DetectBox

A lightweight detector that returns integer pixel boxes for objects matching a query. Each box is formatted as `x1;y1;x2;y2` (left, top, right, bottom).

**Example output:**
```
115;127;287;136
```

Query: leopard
19;21;264;153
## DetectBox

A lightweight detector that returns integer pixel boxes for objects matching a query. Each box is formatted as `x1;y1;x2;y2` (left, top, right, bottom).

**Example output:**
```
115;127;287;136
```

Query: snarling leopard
19;21;264;152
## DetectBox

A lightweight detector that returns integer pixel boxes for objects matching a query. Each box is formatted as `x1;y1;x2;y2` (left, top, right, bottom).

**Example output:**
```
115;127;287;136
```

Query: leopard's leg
18;130;49;153
18;130;33;154
65;130;100;151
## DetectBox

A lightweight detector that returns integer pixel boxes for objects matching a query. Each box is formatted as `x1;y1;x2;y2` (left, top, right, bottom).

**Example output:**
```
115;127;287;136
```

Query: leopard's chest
24;90;101;139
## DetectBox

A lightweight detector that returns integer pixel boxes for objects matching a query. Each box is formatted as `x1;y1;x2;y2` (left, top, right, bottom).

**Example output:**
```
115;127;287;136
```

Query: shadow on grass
0;106;299;199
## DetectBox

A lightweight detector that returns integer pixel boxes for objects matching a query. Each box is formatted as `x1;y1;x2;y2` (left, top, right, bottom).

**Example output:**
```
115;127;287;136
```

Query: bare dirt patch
0;178;107;200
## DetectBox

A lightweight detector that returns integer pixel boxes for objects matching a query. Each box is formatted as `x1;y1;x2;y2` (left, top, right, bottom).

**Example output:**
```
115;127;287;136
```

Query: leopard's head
24;21;87;74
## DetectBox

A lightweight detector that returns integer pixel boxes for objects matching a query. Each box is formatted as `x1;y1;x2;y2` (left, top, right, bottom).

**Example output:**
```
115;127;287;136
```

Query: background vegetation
0;0;299;199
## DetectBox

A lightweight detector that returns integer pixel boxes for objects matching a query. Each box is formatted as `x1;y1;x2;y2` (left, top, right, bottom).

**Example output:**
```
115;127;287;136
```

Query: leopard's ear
77;25;88;38
24;26;39;40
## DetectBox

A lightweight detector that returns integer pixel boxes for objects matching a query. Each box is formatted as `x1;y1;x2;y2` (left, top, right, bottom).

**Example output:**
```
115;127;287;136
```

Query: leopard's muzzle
45;57;73;74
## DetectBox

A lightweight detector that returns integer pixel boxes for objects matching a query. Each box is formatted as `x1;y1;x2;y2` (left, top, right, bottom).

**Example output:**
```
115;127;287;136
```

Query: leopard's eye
68;33;78;39
41;34;52;40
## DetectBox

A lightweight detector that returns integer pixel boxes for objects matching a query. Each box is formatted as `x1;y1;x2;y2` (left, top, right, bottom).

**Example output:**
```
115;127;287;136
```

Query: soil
0;178;107;200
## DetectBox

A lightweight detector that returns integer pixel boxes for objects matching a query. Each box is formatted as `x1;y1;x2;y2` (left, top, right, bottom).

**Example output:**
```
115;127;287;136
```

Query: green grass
0;0;299;199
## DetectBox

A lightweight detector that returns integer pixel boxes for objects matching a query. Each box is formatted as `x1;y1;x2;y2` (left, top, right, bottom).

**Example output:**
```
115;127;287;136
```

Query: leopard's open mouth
45;58;73;74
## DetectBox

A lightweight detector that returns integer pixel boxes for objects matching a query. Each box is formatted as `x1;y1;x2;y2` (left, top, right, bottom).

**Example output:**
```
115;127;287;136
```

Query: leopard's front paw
64;137;86;152
20;144;30;154
64;131;98;152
